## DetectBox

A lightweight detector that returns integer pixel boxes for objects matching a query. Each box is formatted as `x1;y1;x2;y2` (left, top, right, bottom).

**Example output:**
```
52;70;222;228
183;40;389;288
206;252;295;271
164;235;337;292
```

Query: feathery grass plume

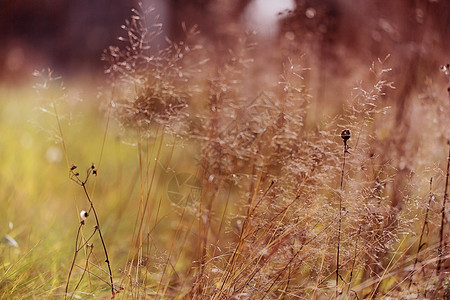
317;56;400;298
188;56;398;299
33;69;71;168
101;4;205;297
188;33;261;297
103;4;202;138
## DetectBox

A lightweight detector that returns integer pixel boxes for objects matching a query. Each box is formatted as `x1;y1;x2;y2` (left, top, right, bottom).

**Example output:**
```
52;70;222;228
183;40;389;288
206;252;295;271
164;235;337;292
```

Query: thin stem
336;139;348;298
408;178;433;289
347;225;361;296
81;182;115;297
51;101;70;170
369;235;408;299
437;142;450;274
65;223;83;300
264;218;336;295
70;246;94;300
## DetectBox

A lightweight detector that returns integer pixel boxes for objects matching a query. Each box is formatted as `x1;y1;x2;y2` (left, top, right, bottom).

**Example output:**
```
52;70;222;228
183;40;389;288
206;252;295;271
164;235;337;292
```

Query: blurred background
1;0;449;85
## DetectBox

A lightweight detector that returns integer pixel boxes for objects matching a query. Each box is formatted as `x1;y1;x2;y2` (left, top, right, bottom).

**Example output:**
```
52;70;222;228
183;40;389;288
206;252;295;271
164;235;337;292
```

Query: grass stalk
408;177;433;289
346;225;361;297
436;141;450;274
336;129;350;297
368;234;408;299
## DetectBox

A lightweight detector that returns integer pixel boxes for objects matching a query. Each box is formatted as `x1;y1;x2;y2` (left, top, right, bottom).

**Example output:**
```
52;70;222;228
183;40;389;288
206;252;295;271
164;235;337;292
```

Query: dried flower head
341;129;351;141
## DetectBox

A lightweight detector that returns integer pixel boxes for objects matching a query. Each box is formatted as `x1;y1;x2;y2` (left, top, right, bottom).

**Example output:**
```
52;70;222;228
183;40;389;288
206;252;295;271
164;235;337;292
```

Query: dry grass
1;2;449;299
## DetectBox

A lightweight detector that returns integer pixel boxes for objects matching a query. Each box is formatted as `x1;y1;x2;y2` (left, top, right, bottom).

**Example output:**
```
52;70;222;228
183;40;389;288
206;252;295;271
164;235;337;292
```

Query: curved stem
81;182;115;297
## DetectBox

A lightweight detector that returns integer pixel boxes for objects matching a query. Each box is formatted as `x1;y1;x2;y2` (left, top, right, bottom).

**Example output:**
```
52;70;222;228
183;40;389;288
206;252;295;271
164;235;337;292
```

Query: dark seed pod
341;129;351;141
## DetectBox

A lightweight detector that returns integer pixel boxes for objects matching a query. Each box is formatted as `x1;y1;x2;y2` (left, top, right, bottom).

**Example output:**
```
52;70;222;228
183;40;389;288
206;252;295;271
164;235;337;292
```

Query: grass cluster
1;4;449;299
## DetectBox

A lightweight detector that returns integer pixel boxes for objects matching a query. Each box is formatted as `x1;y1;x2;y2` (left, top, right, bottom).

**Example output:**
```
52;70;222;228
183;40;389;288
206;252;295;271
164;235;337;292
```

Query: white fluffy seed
80;210;89;220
